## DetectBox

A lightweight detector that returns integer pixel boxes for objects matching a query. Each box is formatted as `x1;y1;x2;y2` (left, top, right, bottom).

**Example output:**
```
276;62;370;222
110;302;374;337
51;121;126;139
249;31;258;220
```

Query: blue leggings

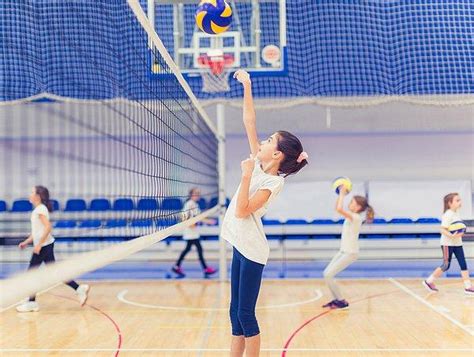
230;248;264;338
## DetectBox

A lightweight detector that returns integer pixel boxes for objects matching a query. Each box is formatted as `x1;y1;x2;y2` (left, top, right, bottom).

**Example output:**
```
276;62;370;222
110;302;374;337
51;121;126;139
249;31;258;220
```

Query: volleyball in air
195;0;233;35
332;177;353;194
448;221;467;235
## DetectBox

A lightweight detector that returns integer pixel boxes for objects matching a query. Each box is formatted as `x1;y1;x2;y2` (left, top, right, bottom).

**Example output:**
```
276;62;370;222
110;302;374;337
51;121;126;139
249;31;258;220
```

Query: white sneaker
76;284;90;306
16;301;39;312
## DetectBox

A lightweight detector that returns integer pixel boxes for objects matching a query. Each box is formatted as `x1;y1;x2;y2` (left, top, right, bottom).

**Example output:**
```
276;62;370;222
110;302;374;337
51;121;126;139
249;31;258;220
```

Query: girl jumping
221;69;308;357
322;186;374;309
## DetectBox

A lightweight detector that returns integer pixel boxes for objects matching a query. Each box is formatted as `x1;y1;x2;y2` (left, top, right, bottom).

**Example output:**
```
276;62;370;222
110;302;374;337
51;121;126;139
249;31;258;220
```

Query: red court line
50;292;122;357
281;290;398;357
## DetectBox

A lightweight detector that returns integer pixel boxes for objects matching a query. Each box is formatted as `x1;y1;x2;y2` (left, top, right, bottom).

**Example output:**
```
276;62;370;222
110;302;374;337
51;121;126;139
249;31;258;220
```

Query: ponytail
353;195;374;223
35;185;53;212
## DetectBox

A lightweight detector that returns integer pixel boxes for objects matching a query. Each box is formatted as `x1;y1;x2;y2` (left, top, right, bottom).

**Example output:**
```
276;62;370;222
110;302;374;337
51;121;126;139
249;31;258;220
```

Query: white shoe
16;301;39;312
76;284;90;306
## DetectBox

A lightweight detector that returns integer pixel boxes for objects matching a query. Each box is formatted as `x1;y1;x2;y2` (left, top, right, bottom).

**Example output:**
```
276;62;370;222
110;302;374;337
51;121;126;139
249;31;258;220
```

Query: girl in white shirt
222;70;308;357
16;186;89;312
423;193;473;295
322;186;374;309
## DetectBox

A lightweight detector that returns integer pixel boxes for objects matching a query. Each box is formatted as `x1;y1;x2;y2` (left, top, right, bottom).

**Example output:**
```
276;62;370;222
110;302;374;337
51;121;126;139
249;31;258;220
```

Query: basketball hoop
197;49;234;93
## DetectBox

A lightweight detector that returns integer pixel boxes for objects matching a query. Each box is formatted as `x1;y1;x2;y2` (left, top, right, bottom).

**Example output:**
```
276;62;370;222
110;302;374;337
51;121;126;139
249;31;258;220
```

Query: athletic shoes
16;301;39;313
204;266;217;277
465;287;474;296
172;265;185;278
422;280;438;292
76;284;90;306
332;299;349;310
322;300;336;308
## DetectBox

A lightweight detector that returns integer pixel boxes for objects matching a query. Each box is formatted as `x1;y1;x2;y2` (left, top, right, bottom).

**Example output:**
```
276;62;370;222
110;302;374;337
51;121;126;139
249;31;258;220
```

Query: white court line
117;289;322;311
388;278;474;337
0;348;472;352
0;283;61;313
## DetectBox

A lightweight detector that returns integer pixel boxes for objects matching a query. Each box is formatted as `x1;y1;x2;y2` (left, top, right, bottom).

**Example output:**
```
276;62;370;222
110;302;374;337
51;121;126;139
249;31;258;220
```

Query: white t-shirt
31;204;55;247
182;200;201;240
221;160;284;265
440;209;462;246
340;212;362;254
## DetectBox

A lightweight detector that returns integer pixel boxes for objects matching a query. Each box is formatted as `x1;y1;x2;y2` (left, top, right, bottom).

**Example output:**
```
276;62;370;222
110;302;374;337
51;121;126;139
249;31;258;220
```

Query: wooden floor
1;279;473;356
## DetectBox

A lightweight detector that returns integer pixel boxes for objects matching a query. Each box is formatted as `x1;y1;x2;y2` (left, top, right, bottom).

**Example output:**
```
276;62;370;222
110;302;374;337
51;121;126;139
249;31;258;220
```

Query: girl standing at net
222;69;308;357
16;186;90;312
423;193;474;295
322;186;374;310
172;187;217;278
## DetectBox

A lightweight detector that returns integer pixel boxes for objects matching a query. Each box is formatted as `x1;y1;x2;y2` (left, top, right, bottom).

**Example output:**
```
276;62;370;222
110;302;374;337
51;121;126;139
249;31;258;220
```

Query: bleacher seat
137;198;159;211
389;218;413;224
262;219;281;225
113;198;134;211
79;220;102;228
285;219;310;225
416;217;441;224
65;199;87;212
372;218;387;224
162;198;183;211
54;220;76;228
11;200;33;212
89;198;111;211
197;198;207;210
106;219;128;228
131;219;153;227
312;219;337;225
208;197;230;208
50;200;60;211
0;200;7;212
156;217;179;227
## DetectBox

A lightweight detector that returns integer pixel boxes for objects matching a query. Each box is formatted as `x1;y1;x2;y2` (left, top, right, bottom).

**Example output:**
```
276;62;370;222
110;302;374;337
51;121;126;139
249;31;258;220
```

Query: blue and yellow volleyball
448;221;466;234
195;0;232;35
332;177;353;194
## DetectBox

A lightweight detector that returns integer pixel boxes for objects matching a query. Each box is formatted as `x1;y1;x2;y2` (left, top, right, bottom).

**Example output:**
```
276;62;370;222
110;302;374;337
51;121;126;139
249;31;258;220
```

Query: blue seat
197;198;207;210
113;198;134;211
79;220;102;228
131;219;153;227
89;198;111;211
312;219;337;225
372;218;387;224
285;219;310;225
156;217;179;227
208;197;230;208
50;200;60;211
106;219;127;228
416;217;441;224
0;200;7;212
137;198;159;211
65;199;87;212
162;198;183;211
389;218;413;224
55;220;76;228
12;200;33;212
262;219;281;225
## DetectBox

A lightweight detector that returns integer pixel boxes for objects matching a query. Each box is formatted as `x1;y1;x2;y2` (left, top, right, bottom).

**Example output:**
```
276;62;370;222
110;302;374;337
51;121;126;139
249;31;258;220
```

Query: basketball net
198;50;234;93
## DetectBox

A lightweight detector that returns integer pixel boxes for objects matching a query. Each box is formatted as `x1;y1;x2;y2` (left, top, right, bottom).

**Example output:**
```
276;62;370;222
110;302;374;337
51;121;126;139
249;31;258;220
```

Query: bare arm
234;70;260;156
335;188;353;221
441;227;463;240
19;235;33;249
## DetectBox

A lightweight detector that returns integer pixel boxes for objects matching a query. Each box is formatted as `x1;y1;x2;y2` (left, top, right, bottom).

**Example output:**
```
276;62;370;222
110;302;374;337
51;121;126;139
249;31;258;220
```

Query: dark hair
276;131;308;177
35;186;53;212
443;192;459;212
353;195;374;223
188;187;200;200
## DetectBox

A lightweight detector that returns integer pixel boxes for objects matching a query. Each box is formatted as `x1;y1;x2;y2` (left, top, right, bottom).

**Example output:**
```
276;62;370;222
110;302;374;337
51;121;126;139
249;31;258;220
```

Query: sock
463;280;472;289
426;275;435;284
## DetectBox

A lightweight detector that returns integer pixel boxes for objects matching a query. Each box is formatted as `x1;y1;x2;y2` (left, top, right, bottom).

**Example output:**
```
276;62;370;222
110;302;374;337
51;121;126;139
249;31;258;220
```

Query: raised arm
234;69;260;157
335;187;353;221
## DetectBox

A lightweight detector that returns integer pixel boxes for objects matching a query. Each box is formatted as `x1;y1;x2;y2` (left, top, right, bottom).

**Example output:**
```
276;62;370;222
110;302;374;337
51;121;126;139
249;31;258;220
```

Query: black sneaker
171;265;185;278
333;299;349;310
322;300;336;308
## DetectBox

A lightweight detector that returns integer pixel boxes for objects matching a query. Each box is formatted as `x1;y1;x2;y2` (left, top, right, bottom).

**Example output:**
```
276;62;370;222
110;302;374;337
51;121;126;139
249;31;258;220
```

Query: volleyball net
0;0;221;308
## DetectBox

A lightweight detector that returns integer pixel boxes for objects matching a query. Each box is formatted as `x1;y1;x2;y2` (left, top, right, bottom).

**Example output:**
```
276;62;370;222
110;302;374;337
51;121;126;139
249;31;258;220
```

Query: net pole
217;103;227;281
